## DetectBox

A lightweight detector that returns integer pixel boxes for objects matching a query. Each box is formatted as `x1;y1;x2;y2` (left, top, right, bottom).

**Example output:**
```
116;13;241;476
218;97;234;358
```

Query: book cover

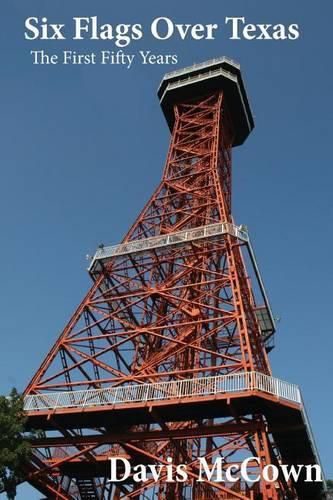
0;1;331;499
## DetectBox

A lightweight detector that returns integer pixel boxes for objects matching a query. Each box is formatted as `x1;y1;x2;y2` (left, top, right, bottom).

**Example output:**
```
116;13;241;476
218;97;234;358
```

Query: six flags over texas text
24;16;300;43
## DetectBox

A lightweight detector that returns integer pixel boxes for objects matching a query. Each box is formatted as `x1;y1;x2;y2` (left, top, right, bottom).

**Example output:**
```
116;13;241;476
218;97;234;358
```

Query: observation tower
22;57;325;499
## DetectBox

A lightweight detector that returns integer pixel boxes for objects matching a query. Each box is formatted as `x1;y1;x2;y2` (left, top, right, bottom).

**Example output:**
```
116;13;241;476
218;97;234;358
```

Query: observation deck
158;56;254;146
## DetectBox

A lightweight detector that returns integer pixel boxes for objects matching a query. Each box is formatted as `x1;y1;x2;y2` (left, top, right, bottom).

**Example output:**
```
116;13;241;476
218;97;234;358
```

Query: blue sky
1;0;332;498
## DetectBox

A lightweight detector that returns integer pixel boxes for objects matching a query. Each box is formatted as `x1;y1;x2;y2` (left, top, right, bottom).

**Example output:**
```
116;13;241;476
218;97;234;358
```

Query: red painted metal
22;61;318;499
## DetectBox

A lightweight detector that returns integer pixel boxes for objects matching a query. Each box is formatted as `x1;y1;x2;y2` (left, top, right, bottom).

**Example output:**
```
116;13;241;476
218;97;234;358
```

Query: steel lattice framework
22;58;324;500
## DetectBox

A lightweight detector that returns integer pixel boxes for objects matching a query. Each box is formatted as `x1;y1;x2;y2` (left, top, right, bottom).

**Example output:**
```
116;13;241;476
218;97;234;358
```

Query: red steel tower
23;58;325;499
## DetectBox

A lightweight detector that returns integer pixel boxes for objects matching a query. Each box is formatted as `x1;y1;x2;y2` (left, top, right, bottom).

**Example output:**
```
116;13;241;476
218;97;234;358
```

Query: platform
88;222;248;275
24;371;300;414
87;222;276;347
158;56;254;146
25;371;325;499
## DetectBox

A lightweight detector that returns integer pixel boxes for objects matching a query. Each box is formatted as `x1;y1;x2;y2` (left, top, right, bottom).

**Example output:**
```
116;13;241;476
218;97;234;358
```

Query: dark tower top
158;56;254;147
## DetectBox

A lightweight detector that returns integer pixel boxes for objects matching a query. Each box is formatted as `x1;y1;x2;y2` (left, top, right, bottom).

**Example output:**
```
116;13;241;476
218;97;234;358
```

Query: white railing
161;57;240;81
24;371;301;413
164;66;238;95
88;222;248;273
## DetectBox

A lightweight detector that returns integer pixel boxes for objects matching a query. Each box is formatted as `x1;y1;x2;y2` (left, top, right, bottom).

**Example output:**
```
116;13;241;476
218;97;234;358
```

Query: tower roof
158;56;254;146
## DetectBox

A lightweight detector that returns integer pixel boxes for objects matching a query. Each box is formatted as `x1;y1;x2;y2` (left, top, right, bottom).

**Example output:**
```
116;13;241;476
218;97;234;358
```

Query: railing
161;56;240;81
164;66;238;95
87;222;276;342
24;371;301;413
299;393;328;492
88;222;248;273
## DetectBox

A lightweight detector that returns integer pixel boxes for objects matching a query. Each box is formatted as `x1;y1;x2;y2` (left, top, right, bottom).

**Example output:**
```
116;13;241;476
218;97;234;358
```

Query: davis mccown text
109;457;322;484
